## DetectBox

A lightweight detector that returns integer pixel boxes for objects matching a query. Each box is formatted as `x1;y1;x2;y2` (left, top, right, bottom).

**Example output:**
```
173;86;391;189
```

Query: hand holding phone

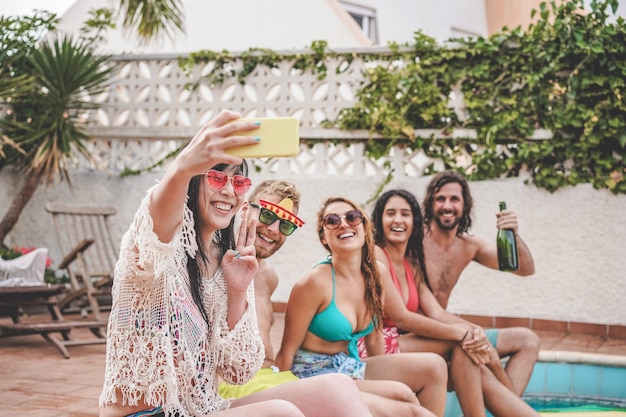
225;117;300;158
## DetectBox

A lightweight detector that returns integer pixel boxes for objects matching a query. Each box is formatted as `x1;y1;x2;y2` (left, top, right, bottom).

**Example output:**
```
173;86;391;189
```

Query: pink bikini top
382;248;419;328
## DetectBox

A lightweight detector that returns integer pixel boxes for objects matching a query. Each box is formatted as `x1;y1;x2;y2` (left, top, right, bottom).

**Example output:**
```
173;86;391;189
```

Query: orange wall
485;0;563;34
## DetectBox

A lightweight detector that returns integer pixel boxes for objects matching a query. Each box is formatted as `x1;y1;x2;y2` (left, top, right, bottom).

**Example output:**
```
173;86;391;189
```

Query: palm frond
0;35;117;184
118;0;185;45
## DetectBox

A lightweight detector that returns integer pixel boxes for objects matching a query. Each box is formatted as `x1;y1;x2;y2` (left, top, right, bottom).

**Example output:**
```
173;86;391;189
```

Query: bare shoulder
294;262;331;292
461;233;498;266
255;260;279;293
374;245;389;266
376;259;393;289
458;233;490;252
288;263;332;307
375;258;389;272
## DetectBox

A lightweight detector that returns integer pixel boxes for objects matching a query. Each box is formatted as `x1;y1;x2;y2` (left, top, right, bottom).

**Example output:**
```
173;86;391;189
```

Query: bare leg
217;399;305;417
361;391;436;417
494;327;540;395
399;334;487;417
481;366;539;417
485;345;516;393
363;352;448;417
448;343;487;417
355;379;420;404
233;373;373;417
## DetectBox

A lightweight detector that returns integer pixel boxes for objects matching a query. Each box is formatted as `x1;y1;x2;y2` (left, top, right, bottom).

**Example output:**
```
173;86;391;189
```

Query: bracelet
459;330;469;343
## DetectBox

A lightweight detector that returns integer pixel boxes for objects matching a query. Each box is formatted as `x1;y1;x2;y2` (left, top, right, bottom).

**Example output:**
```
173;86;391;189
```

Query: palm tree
0;48;32;99
0;35;116;244
0;2;183;246
118;0;185;44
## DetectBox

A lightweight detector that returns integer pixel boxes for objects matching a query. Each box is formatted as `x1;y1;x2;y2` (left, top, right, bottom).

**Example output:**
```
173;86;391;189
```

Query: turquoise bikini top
308;257;375;359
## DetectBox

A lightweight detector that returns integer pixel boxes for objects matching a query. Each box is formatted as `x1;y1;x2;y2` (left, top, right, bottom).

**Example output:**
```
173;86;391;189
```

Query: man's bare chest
424;241;473;305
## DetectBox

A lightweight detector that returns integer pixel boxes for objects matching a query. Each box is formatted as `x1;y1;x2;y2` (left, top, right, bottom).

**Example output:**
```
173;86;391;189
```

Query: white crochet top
99;185;264;417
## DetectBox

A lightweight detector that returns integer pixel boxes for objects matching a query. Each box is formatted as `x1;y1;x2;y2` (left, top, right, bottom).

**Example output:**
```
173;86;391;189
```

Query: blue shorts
291;348;366;380
124;407;164;417
485;328;499;348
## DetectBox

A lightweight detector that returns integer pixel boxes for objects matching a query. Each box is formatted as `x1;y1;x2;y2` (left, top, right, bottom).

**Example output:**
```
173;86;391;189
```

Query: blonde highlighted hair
248;179;301;211
316;196;384;330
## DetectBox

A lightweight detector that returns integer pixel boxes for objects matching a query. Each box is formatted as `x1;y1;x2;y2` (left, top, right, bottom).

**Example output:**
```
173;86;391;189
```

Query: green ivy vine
176;0;624;194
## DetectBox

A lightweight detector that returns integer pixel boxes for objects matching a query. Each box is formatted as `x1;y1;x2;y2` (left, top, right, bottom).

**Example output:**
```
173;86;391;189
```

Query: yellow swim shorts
218;366;299;399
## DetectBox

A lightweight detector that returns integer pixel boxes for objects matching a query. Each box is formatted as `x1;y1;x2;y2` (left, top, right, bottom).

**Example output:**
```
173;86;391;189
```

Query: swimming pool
444;351;626;417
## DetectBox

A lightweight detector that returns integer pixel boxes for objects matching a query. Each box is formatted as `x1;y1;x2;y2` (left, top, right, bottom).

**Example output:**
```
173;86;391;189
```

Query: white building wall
18;0;626;51
356;0;488;44
58;0;372;54
56;0;490;54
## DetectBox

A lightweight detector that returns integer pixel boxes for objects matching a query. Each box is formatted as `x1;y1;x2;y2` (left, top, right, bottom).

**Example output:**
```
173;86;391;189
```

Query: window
340;1;379;43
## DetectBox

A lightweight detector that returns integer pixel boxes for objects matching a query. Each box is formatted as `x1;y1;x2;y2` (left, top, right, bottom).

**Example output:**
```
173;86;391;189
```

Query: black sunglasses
323;209;363;229
250;203;299;236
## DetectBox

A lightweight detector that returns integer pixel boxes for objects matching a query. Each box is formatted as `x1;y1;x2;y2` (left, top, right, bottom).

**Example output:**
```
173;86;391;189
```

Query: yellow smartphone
225;117;300;158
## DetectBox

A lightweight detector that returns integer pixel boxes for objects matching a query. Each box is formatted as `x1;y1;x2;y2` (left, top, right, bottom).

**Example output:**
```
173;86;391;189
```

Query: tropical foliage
0;11;117;245
0;13;56;108
117;0;184;44
182;0;625;194
0;0;187;247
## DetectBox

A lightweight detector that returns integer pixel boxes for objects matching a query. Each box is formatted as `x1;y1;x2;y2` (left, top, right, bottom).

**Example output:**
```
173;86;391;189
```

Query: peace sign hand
222;206;259;294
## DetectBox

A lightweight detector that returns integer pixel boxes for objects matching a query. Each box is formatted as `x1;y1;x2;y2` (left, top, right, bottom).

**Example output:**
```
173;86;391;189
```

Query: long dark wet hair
371;189;431;291
422;170;473;236
186;161;249;324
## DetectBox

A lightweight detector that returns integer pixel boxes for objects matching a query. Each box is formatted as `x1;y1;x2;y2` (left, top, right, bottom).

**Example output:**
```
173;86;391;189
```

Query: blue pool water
444;357;626;417
527;400;626;411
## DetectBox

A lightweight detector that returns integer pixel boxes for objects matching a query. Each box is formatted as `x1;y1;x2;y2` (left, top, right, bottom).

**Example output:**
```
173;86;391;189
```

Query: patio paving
1;312;626;416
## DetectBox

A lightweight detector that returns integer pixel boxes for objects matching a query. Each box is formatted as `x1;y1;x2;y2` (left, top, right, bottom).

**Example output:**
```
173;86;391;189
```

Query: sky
0;0;76;17
3;0;626;19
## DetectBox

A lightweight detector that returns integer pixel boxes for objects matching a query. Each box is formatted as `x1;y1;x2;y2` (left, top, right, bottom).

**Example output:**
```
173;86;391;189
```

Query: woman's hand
223;207;259;329
172;110;262;178
460;326;492;365
461;345;491;365
150;111;262;243
223;207;259;293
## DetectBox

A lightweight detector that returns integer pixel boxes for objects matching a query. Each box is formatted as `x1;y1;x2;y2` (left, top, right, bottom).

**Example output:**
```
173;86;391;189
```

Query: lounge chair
0;248;106;358
45;202;118;321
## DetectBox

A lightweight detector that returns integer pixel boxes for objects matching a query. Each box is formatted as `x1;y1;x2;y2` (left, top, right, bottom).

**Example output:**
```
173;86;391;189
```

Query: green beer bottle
497;201;519;271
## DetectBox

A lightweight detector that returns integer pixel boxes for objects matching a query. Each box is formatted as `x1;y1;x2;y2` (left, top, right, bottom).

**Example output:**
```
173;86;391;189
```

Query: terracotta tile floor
1;312;626;416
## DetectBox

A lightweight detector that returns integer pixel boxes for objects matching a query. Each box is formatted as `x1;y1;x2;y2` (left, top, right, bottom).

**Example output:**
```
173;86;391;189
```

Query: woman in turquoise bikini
275;196;448;417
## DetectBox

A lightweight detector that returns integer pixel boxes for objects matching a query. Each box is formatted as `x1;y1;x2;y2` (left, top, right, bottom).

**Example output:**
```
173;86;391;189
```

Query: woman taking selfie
98;111;373;417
